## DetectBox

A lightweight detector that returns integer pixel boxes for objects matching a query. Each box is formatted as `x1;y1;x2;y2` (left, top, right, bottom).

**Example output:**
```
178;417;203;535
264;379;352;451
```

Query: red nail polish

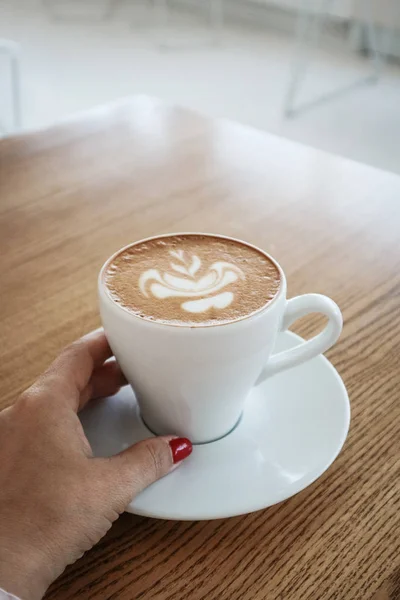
169;437;193;464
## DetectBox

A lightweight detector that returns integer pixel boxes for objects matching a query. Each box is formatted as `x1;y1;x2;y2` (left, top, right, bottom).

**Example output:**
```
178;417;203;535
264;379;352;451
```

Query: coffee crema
104;234;281;326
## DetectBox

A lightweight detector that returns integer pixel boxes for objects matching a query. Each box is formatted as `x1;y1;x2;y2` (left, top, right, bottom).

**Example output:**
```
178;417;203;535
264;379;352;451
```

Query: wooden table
1;97;399;600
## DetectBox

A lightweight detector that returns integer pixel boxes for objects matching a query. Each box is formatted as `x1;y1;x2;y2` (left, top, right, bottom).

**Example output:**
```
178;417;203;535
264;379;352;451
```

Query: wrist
0;545;54;600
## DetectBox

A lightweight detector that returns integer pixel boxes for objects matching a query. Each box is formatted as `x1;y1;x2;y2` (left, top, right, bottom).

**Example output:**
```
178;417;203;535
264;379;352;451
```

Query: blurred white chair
42;0;117;20
284;0;389;117
43;0;223;48
152;0;224;48
0;39;21;135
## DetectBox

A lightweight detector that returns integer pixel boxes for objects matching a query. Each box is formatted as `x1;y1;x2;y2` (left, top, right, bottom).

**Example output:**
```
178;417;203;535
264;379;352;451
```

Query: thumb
103;436;192;510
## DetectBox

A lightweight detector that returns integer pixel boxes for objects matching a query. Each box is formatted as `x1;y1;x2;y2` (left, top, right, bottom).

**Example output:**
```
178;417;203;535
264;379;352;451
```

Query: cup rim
98;232;286;329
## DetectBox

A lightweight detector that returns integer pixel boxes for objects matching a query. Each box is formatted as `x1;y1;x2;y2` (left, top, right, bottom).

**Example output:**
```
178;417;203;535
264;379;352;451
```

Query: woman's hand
0;330;192;600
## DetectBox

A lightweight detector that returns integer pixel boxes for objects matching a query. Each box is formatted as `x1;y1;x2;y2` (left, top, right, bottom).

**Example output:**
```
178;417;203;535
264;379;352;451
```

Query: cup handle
255;293;343;385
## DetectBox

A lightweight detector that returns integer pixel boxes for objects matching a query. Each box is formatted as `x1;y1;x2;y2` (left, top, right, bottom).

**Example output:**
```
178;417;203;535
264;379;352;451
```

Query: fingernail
169;437;193;464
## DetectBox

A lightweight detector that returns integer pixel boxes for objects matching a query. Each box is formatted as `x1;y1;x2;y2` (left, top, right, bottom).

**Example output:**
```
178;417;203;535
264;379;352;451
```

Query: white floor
1;0;400;174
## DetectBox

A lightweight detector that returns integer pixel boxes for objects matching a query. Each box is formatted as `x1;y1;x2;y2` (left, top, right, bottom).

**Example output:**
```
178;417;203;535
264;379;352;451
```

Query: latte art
139;251;245;314
104;234;281;326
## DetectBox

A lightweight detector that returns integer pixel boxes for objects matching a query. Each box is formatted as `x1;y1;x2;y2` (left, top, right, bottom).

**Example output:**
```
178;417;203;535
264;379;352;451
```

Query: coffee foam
104;235;281;326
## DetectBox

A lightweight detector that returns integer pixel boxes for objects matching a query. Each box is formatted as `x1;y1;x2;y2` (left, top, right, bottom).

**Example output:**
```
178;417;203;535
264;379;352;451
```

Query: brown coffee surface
104;234;281;326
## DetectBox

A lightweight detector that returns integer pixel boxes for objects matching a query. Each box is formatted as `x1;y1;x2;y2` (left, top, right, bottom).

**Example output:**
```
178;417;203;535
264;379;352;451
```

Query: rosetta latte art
139;249;245;314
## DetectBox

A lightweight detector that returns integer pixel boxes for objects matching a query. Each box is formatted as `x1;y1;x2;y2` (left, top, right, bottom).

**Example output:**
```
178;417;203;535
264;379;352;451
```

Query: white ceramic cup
99;233;343;444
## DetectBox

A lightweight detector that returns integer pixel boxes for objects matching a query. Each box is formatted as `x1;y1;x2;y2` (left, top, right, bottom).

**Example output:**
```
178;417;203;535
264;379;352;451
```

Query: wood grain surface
1;97;399;600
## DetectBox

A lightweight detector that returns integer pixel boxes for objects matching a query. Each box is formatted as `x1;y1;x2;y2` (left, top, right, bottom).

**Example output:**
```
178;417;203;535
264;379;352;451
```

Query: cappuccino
104;234;281;326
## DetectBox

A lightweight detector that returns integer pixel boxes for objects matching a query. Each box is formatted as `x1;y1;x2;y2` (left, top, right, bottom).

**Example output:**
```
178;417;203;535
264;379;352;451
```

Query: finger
100;437;193;513
40;330;113;411
80;361;128;407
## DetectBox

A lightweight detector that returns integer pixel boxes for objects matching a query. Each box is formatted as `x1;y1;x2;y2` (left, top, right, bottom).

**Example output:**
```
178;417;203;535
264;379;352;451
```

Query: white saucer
80;331;350;520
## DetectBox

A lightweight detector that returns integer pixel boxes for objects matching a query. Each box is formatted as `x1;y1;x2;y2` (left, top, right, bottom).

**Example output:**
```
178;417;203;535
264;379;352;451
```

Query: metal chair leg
0;40;22;134
155;0;168;29
284;0;383;119
284;0;335;117
210;0;224;42
10;51;22;131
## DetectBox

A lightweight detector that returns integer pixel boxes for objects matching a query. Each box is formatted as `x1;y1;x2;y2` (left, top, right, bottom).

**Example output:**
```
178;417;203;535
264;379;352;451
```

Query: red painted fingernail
169;437;193;464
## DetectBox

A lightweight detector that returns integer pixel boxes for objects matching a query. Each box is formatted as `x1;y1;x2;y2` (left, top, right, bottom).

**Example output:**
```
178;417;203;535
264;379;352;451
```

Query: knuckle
17;388;34;406
16;386;43;410
64;340;85;362
16;379;58;420
142;439;167;480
